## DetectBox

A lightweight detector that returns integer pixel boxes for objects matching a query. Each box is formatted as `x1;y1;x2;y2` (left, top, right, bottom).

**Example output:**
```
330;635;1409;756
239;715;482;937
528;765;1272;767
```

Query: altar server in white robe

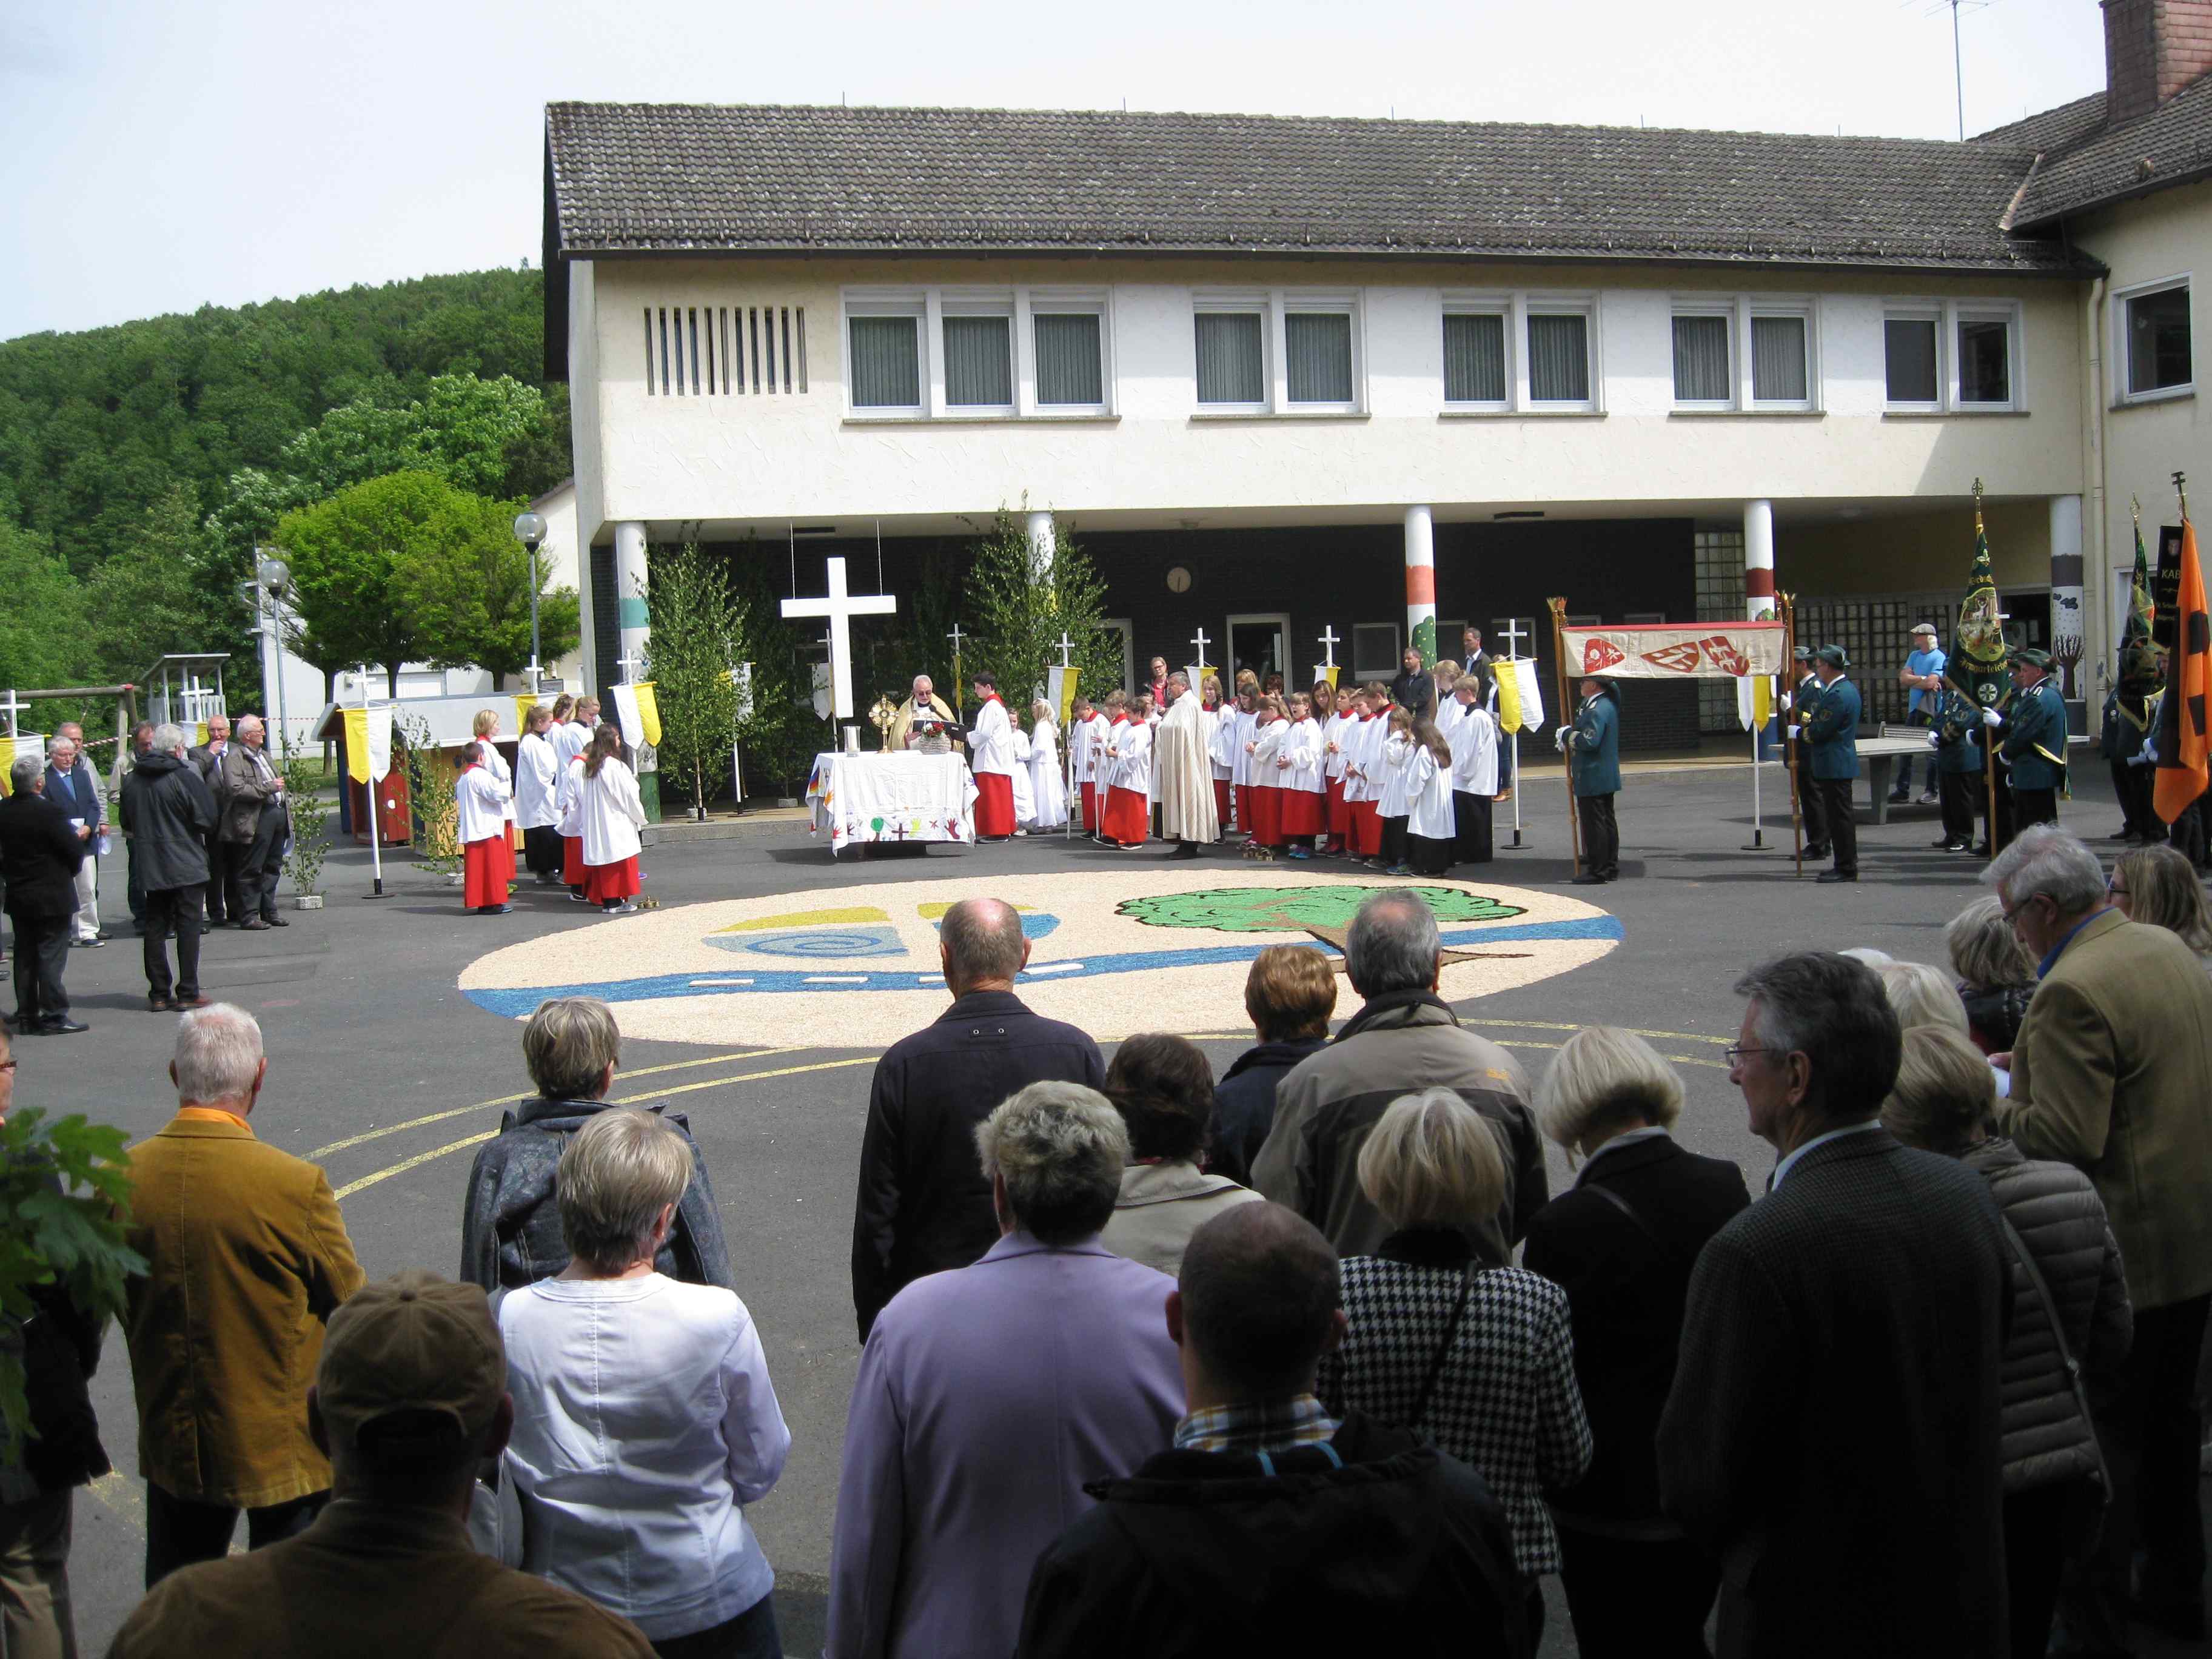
1099;693;1153;850
578;723;648;913
1073;696;1109;833
1447;677;1500;865
1156;672;1218;857
1407;717;1458;876
967;674;1019;841
1279;692;1327;859
1375;706;1418;875
1009;720;1036;831
1205;675;1236;838
1322;688;1357;856
454;743;515;915
552;696;598;765
472;709;520;853
514;704;565;883
1229;674;1261;838
555;749;588;900
1026;700;1068;831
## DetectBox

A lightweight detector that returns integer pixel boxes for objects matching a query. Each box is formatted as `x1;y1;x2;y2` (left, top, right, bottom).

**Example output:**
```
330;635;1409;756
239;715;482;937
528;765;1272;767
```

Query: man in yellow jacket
122;1003;364;1584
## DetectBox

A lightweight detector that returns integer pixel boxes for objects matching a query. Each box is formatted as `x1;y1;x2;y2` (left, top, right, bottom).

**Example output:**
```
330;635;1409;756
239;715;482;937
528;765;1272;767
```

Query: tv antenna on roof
1914;0;1995;141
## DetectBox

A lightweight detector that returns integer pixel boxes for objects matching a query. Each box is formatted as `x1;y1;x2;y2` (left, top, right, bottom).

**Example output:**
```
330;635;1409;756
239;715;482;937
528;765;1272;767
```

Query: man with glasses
1658;951;2012;1658
1989;825;2212;1644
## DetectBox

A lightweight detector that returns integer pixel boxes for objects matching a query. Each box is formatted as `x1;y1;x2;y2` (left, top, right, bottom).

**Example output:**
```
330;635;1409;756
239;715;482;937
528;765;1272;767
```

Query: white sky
1;0;2111;343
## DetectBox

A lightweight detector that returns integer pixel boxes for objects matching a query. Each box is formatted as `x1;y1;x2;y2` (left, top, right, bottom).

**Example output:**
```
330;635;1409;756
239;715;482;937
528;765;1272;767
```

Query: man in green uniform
1558;675;1620;884
1927;687;1985;854
1789;645;1829;858
1799;645;1860;883
1988;648;2068;834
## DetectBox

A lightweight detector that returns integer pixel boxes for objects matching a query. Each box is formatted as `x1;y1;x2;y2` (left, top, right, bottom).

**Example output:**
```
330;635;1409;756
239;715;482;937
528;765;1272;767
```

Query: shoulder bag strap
1996;1212;2110;1492
1408;1262;1480;1430
1583;1179;1692;1273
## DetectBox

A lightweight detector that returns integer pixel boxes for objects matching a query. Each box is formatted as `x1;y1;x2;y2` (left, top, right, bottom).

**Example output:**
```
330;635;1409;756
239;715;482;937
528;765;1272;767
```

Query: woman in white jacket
579;724;649;914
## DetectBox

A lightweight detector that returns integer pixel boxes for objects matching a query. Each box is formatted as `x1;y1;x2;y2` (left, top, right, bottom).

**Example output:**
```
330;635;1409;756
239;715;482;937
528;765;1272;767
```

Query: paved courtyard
26;759;2199;1655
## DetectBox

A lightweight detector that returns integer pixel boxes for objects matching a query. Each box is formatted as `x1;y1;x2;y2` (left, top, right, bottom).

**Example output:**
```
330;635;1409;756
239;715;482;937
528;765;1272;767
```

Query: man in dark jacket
0;757;89;1034
1657;952;2011;1659
851;897;1105;1339
1252;890;1543;1262
1208;944;1334;1186
187;716;233;924
120;725;219;1013
457;996;729;1292
1017;1204;1525;1658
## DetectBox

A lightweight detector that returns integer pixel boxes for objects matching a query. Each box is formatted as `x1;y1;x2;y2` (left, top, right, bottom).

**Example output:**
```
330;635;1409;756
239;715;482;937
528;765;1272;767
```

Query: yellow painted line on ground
308;1047;811;1159
1188;1020;1727;1047
333;1056;877;1201
1490;1037;1726;1071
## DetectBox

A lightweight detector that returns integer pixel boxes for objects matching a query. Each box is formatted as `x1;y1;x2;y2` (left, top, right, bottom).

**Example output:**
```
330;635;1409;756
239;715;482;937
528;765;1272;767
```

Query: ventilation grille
644;306;808;397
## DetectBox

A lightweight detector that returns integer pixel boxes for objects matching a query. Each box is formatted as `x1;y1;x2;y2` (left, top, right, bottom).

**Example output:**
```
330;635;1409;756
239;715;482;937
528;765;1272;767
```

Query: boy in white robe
1447;677;1500;865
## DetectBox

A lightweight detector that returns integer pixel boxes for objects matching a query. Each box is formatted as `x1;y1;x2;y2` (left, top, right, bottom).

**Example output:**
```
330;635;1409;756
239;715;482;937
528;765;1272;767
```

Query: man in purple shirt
828;1081;1183;1659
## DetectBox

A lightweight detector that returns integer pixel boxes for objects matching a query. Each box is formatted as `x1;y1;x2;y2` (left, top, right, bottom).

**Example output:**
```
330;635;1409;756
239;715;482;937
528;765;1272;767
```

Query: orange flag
2154;514;2210;824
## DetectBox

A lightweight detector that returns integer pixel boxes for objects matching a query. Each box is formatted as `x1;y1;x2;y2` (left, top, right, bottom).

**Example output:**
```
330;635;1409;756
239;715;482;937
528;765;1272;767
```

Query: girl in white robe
1009;723;1037;831
578;725;648;913
473;709;520;854
554;751;588;900
1407;717;1458;876
454;742;515;914
1279;695;1327;859
1375;706;1418;874
1447;690;1500;866
1026;703;1068;831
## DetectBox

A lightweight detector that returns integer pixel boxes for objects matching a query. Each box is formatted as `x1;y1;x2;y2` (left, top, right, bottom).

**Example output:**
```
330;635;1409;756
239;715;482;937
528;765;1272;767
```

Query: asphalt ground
19;757;2202;1657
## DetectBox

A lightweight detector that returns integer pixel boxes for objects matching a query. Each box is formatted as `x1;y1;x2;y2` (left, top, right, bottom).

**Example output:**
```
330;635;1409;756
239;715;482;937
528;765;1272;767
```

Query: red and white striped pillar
1404;506;1436;665
1743;498;1775;620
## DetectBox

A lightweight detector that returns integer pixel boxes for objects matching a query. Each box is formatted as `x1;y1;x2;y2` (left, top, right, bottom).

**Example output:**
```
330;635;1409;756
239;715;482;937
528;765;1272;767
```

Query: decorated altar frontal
808;750;977;856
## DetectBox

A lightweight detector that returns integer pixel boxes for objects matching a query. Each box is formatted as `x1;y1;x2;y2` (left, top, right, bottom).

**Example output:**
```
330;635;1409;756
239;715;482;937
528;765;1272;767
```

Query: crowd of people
2;828;2209;1657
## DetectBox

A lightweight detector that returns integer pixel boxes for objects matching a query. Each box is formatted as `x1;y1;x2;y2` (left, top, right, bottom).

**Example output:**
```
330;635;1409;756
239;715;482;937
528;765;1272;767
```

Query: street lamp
512;511;547;692
254;549;291;760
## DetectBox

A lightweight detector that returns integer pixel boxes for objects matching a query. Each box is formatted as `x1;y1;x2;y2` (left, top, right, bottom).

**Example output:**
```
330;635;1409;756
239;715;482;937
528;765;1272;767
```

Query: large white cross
1496;618;1531;660
781;557;896;720
615;649;647;685
947;622;968;660
1316;625;1341;669
1190;626;1212;664
0;688;26;740
1054;631;1077;668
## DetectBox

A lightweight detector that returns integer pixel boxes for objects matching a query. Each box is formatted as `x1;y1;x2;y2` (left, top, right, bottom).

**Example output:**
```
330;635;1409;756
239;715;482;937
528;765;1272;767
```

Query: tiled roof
2002;73;2212;226
543;102;2088;277
1972;92;2108;157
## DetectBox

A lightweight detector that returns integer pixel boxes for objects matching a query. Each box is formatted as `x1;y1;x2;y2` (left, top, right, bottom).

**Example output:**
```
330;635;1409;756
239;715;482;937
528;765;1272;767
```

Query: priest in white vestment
515;705;565;883
1156;672;1218;857
890;675;959;752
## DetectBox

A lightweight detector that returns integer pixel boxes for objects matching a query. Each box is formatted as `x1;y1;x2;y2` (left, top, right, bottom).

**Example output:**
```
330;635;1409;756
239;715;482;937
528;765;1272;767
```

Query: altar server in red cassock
454;743;515;914
968;674;1019;842
1100;693;1153;850
578;723;648;913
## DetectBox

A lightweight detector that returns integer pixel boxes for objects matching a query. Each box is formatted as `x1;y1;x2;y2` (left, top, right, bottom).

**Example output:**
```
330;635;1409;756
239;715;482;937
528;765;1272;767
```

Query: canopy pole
358;666;386;899
1781;595;1805;876
1547;598;1582;876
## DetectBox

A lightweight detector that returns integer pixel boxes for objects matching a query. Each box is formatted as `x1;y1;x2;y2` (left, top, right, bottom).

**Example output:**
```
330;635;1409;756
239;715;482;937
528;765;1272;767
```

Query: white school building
545;0;2212;751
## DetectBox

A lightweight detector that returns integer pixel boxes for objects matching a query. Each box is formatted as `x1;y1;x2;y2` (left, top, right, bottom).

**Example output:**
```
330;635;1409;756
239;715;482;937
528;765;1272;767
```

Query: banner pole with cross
1547;598;1583;876
354;663;386;899
1495;617;1530;848
947;622;967;721
1781;595;1803;875
1056;631;1079;841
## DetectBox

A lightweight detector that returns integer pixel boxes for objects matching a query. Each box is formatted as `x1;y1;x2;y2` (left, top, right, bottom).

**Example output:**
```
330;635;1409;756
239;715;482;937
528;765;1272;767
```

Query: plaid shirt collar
1173;1393;1339;1456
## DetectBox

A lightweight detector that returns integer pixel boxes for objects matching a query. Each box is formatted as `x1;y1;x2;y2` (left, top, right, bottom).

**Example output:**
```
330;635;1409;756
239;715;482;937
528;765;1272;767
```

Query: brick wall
2103;0;2212;124
2157;0;2212;98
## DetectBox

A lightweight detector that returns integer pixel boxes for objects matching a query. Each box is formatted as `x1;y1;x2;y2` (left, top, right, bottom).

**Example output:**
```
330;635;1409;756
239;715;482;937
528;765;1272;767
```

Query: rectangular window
1284;311;1354;404
2125;282;2192;397
1885;317;1939;404
1671;314;1732;403
942;314;1013;408
1750;314;1809;403
1957;315;2012;406
1034;312;1104;406
1195;310;1267;406
848;314;922;409
1527;312;1591;403
1443;312;1507;403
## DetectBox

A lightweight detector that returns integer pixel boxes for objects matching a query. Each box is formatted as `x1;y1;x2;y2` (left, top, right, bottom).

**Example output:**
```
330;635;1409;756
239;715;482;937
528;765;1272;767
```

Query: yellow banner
514;693;540;736
342;708;372;783
194;720;210;747
1754;675;1772;730
1048;665;1079;729
0;737;13;796
1495;666;1525;734
635;682;662;747
1322;665;1341;689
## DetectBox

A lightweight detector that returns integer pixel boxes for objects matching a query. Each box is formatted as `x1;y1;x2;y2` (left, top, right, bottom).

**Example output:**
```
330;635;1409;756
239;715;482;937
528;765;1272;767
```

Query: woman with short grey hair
1946;893;2038;1053
1321;1087;1594;1646
500;1108;792;1658
973;1079;1128;1241
1521;1030;1751;1657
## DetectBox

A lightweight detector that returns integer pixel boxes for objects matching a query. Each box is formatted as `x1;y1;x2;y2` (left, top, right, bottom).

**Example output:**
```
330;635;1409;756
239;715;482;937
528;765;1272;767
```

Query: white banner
364;705;392;782
609;683;645;748
1559;622;1787;680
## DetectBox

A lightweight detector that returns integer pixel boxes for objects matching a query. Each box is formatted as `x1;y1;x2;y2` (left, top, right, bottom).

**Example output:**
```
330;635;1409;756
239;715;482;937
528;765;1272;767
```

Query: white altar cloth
807;751;977;855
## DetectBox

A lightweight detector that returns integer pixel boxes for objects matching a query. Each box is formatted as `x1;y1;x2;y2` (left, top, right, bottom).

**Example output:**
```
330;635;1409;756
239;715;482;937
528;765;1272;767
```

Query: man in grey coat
1251;890;1544;1262
118;725;218;1013
1657;952;2011;1659
218;717;288;931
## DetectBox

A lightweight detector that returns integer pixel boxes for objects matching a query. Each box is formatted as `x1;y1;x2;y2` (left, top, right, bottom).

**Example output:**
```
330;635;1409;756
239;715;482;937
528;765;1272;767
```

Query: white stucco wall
572;255;2086;541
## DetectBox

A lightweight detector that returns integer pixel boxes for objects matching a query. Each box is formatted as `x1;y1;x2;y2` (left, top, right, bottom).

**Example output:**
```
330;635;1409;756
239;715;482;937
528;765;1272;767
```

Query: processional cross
780;557;897;720
1317;625;1340;670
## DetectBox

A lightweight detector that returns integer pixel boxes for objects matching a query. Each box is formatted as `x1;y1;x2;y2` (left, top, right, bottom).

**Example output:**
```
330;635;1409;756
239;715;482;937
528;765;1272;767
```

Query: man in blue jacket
1800;646;1861;883
1989;648;2068;836
1560;677;1621;885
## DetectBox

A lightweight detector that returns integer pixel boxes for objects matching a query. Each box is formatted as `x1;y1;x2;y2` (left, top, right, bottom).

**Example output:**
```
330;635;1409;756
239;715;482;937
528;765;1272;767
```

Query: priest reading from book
1156;671;1218;859
968;674;1020;842
890;675;960;752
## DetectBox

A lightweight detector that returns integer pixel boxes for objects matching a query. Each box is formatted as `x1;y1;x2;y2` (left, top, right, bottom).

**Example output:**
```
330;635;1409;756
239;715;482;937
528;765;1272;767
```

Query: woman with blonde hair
1521;1028;1751;1657
472;706;520;855
1323;1087;1592;1645
1024;699;1067;832
452;740;515;915
1372;706;1418;876
1880;1026;2131;1659
1406;716;1457;876
579;724;648;914
2111;843;2212;959
1946;894;2038;1053
1878;960;1972;1037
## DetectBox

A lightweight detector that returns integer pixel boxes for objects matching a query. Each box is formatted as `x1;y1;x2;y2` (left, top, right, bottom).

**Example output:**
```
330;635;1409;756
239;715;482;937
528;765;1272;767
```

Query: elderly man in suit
1657;951;2011;1659
42;727;106;947
122;1004;365;1584
1991;825;2212;1644
829;1081;1182;1659
0;756;89;1034
218;717;289;931
187;715;233;924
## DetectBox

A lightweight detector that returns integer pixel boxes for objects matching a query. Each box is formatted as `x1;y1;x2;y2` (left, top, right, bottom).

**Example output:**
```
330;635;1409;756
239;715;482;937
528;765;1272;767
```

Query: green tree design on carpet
1118;886;1524;933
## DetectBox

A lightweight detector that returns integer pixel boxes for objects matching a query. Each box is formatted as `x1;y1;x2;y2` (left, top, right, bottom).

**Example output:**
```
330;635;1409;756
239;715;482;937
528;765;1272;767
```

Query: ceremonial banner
634;682;662;746
2154;511;2209;823
195;720;210;747
1557;622;1785;680
1322;665;1340;689
1048;666;1078;729
1495;667;1524;733
1734;674;1775;732
1511;659;1544;729
0;737;13;796
513;693;541;736
1948;503;2011;716
610;684;645;749
341;706;394;783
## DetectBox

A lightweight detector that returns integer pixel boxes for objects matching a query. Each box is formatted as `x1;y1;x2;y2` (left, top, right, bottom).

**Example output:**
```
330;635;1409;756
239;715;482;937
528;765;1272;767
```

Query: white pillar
1026;509;1055;574
614;521;649;675
1403;506;1436;664
1743;498;1775;620
2049;494;2085;705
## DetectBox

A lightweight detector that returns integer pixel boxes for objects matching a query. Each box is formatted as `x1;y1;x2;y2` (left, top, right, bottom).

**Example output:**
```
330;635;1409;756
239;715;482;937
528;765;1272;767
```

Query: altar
808;751;977;856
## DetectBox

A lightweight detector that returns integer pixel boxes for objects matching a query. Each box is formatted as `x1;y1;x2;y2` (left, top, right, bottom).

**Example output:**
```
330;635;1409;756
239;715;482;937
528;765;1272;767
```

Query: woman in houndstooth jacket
1319;1087;1592;1647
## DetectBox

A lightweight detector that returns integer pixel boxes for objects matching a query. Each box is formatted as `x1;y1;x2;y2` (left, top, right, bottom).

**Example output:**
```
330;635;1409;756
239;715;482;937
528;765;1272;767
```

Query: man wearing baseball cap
110;1271;654;1658
1893;622;1947;807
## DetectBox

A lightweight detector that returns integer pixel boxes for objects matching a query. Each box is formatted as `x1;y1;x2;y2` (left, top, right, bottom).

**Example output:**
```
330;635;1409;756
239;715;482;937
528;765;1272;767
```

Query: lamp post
513;511;547;692
254;548;291;760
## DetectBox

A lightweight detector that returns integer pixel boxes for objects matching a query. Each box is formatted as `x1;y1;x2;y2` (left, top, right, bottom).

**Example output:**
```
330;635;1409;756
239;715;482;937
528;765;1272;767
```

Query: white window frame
1668;297;1737;410
1745;297;1818;411
937;287;1016;416
1521;294;1601;411
2113;273;2194;406
1279;290;1364;413
1192;291;1273;414
843;289;928;417
1441;296;1513;411
1024;287;1114;416
1882;302;1945;412
1951;299;2022;412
